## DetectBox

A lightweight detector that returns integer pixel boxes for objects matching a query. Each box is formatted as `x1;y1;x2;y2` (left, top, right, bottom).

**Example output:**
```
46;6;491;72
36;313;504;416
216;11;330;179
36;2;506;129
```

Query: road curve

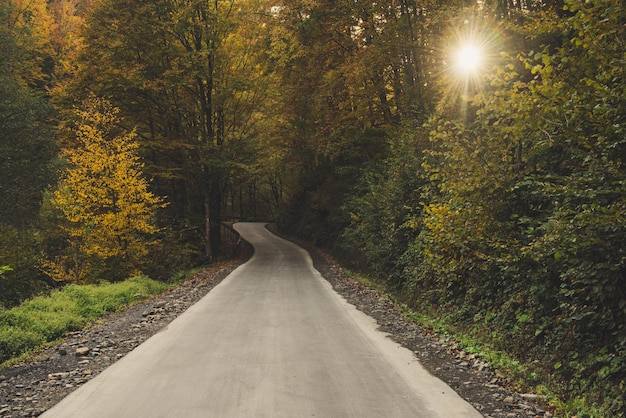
42;223;482;418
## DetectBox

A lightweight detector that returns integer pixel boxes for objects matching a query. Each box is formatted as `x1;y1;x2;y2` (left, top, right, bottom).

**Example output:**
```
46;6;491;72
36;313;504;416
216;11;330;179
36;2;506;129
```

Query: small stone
520;393;541;401
58;348;68;356
0;375;5;382
75;347;90;356
503;396;515;404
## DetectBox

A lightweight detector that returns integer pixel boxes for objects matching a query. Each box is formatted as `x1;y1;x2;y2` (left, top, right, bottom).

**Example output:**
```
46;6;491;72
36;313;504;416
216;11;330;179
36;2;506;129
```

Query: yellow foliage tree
44;98;165;283
5;0;55;88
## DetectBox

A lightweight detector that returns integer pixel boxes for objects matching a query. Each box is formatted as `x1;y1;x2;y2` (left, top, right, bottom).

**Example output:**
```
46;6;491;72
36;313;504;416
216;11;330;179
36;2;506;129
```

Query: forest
0;0;624;415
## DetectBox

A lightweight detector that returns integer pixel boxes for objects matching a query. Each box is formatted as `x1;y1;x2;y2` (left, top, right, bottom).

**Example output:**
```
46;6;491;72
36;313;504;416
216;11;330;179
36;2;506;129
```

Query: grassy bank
0;276;168;365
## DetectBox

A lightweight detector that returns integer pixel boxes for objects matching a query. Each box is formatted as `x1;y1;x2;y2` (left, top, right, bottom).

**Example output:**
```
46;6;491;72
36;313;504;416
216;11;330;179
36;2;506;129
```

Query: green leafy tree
405;0;625;413
0;2;56;227
338;0;624;414
0;2;57;307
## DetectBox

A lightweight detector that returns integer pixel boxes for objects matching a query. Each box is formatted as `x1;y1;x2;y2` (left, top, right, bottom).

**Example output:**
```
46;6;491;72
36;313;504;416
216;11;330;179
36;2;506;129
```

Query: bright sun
455;44;482;73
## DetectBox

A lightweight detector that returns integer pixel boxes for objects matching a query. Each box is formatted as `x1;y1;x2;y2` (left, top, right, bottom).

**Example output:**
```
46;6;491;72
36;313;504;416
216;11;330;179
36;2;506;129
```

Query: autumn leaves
43;99;166;283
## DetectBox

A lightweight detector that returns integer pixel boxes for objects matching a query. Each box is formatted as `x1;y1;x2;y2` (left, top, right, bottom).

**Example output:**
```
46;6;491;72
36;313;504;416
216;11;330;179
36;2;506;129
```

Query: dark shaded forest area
0;0;624;415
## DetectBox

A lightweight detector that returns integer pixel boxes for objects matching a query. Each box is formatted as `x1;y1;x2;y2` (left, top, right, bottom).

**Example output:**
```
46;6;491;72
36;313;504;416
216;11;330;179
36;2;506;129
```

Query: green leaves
338;1;625;415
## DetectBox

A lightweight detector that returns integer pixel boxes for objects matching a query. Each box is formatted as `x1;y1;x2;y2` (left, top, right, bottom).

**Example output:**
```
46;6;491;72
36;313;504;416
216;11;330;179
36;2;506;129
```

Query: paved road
43;223;482;418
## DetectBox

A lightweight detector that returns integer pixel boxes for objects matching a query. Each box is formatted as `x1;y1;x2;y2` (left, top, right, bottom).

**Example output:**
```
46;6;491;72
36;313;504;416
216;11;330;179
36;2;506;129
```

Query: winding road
42;223;481;417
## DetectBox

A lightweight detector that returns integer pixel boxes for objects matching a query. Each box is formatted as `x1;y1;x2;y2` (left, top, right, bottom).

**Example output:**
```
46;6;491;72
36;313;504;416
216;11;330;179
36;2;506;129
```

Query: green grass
0;275;168;365
168;267;205;285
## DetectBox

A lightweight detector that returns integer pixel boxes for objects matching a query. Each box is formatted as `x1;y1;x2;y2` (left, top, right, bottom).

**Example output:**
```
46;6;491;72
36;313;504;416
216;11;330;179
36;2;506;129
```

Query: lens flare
455;44;482;73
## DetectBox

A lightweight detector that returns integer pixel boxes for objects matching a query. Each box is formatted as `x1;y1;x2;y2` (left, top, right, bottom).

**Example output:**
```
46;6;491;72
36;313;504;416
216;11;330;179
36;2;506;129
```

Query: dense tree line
0;0;623;414
0;0;57;304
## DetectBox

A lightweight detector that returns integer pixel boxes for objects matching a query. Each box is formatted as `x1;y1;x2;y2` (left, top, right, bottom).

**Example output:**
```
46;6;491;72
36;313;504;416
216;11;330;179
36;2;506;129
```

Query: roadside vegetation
345;268;622;417
0;276;167;366
1;0;623;416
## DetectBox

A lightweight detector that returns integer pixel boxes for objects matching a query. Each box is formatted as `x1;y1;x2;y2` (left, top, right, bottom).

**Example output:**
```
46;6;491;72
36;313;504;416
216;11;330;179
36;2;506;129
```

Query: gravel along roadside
308;249;551;418
0;233;548;418
0;259;242;418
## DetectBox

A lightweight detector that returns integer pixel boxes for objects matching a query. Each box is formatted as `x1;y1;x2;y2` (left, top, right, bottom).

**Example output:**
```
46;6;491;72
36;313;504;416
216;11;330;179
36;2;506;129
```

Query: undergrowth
342;267;621;418
0;275;168;365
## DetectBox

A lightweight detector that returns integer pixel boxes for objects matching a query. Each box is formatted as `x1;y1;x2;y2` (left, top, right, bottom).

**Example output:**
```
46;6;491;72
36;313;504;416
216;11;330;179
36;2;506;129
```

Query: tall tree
64;0;274;258
4;0;55;89
48;0;88;91
43;98;164;283
388;0;625;412
0;54;54;225
0;2;57;306
270;0;446;241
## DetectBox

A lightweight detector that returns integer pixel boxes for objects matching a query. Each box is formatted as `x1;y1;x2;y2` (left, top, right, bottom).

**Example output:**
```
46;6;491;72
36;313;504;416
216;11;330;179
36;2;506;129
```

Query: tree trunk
204;197;213;258
209;178;222;255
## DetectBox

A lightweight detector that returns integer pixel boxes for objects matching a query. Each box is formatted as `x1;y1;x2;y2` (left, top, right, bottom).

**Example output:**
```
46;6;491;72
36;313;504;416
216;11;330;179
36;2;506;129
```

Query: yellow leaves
74;99;122;135
5;0;55;87
268;24;304;68
48;98;165;283
402;217;420;231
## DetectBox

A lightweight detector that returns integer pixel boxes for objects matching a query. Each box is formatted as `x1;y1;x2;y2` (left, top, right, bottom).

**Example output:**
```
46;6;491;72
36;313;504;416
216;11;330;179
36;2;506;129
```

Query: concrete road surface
43;222;482;418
